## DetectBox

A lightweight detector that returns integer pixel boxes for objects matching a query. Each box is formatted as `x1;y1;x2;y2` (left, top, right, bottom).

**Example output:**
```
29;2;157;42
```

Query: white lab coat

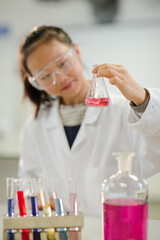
18;88;160;215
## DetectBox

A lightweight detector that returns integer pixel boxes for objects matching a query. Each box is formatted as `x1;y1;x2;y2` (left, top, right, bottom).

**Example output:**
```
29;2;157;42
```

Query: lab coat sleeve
18;119;42;180
127;88;160;177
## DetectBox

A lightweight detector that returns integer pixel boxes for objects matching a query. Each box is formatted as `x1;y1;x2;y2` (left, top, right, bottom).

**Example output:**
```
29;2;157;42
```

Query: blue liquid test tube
6;178;15;240
28;178;41;240
51;178;68;240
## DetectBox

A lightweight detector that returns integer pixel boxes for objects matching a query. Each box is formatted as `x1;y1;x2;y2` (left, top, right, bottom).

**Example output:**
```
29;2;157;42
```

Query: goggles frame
28;47;77;90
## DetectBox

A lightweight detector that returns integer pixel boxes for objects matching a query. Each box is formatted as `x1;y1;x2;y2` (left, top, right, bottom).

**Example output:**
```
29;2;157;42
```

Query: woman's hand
92;64;148;106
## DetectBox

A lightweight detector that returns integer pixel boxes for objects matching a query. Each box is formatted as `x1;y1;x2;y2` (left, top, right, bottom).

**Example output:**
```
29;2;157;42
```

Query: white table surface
1;204;160;239
82;215;160;240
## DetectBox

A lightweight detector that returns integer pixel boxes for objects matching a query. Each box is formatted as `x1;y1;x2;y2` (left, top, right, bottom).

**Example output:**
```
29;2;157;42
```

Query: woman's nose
55;73;68;84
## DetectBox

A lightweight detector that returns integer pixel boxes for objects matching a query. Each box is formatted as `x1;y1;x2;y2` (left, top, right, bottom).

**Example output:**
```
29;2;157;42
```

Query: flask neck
117;157;132;173
113;152;135;173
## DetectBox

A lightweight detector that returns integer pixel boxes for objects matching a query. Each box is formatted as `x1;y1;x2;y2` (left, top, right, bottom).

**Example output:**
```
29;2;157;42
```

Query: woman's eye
59;60;67;68
41;73;51;81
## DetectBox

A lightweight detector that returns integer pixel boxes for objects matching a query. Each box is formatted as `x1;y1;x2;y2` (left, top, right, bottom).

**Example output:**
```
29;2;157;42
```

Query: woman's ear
73;44;82;60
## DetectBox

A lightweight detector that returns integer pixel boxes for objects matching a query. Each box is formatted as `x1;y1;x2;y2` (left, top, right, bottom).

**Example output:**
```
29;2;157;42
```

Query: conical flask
101;152;148;240
85;73;110;106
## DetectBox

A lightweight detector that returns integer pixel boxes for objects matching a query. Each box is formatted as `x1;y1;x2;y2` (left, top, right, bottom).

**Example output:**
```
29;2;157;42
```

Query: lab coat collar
45;99;102;153
46;99;102;129
72;106;102;150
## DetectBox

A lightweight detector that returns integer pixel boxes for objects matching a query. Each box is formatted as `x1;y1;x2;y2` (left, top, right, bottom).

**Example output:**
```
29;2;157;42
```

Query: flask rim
112;152;136;157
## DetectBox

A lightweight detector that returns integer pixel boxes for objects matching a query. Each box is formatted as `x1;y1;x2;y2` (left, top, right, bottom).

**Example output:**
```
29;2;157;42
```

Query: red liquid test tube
15;179;29;240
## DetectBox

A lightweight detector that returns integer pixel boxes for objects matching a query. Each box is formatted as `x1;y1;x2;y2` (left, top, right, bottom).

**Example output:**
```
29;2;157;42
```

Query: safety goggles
28;48;78;90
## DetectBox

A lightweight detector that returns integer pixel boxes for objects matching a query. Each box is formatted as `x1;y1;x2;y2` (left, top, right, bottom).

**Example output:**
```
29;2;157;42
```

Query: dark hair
19;25;73;118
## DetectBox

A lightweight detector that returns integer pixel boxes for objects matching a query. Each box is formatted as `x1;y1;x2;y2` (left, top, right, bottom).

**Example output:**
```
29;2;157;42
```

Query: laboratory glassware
101;152;148;240
7;178;15;217
68;177;79;240
6;177;15;240
50;178;68;240
85;73;110;107
38;178;52;216
68;177;78;215
15;178;29;240
38;178;55;240
50;178;64;215
28;178;41;240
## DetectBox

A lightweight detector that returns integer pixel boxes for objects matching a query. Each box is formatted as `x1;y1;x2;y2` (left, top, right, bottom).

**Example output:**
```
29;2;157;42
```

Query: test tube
68;177;78;215
51;178;64;215
6;177;15;240
15;178;29;240
68;177;79;240
50;178;68;240
28;178;41;240
38;178;55;240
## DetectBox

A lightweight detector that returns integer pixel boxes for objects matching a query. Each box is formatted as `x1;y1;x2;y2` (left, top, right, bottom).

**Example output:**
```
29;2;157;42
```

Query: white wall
0;0;94;157
0;1;160;154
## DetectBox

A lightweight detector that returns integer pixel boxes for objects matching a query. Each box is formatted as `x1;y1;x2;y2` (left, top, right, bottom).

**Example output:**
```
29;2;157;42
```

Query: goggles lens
29;48;77;90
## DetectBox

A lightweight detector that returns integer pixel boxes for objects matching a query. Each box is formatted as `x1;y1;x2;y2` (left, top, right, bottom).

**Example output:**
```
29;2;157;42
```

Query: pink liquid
70;193;77;214
85;97;110;106
68;193;79;240
17;191;29;240
68;229;79;240
103;199;148;240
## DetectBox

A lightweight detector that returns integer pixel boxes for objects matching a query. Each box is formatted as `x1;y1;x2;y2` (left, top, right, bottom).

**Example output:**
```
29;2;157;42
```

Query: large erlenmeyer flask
85;73;110;107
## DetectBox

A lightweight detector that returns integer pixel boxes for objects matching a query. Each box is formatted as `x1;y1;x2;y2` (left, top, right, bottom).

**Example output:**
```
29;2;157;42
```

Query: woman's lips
62;81;74;91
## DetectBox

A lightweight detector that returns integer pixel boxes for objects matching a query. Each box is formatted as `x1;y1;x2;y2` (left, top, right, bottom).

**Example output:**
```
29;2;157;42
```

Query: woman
18;25;160;215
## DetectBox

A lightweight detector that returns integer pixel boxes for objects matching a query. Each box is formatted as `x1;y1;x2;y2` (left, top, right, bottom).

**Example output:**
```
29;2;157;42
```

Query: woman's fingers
92;63;148;105
95;66;124;84
92;63;123;74
109;76;122;86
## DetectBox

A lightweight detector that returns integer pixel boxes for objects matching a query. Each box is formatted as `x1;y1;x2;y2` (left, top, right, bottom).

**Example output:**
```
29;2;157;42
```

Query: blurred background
0;0;160;218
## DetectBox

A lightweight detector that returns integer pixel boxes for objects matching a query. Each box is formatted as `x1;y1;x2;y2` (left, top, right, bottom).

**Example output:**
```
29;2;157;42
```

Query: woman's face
26;40;89;104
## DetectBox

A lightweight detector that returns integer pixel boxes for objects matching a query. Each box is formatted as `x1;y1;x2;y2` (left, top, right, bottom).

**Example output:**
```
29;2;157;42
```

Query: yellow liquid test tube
38;178;56;240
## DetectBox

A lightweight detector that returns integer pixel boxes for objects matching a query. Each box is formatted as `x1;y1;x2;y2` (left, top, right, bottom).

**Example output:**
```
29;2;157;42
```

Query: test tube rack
3;213;84;240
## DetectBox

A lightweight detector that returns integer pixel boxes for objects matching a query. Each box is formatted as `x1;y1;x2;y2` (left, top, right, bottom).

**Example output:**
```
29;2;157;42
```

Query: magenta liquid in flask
85;73;110;107
101;152;148;240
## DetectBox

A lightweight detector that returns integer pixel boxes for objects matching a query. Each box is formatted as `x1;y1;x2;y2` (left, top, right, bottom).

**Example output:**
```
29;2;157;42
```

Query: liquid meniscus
85;98;110;106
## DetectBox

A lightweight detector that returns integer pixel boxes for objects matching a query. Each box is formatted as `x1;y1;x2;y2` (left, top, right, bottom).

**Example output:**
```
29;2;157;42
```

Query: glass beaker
85;73;110;107
101;152;148;240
